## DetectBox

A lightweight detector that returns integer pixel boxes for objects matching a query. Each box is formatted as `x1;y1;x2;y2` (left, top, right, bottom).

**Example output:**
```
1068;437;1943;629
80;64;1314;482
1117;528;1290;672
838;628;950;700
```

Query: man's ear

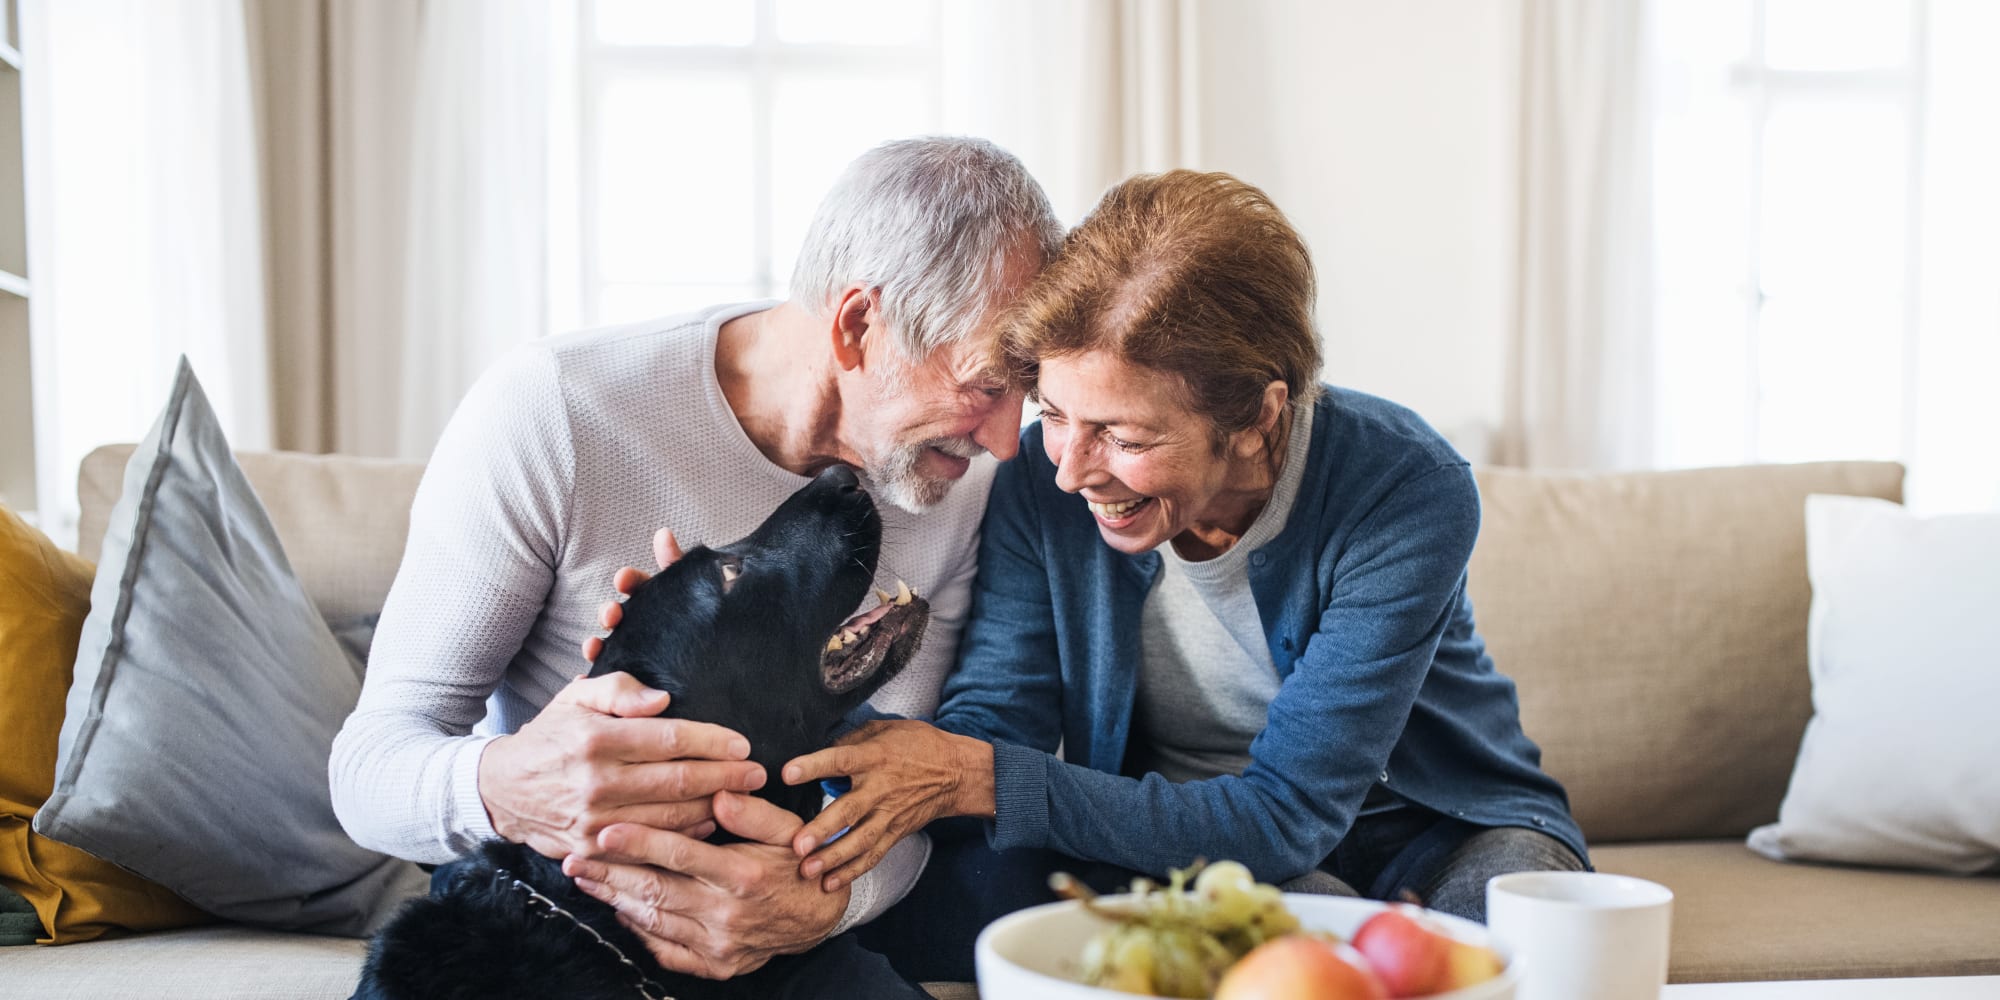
829;286;876;372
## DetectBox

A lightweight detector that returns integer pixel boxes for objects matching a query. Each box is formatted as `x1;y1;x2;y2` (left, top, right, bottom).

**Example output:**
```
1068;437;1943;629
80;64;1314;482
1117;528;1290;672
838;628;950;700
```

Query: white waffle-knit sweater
329;301;994;932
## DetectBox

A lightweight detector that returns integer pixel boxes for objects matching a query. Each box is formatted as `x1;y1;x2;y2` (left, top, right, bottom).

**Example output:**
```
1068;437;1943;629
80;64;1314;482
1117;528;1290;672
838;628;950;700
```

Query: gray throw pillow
34;359;428;935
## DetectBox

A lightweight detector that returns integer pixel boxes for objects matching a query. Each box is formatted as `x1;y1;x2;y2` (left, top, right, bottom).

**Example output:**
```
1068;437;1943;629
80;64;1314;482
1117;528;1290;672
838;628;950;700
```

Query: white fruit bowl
975;893;1517;1000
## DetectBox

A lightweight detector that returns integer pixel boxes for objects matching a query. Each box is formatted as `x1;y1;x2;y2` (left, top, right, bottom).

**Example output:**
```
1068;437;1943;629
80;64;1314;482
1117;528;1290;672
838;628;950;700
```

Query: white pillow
1747;494;2000;873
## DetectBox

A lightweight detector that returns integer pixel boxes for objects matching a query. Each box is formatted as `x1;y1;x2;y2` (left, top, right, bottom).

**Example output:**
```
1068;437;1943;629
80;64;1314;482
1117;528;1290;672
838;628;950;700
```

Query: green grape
1071;859;1305;997
1083;925;1161;995
1193;860;1260;930
1193;860;1255;897
1249;883;1301;936
1144;924;1229;998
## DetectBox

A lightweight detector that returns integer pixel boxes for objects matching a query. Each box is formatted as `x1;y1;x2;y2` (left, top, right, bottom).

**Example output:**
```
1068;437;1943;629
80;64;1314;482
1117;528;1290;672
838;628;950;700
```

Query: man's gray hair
789;137;1064;361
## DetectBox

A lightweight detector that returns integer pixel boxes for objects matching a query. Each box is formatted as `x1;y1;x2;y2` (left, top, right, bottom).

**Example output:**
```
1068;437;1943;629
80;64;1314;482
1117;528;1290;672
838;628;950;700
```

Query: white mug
1486;871;1673;1000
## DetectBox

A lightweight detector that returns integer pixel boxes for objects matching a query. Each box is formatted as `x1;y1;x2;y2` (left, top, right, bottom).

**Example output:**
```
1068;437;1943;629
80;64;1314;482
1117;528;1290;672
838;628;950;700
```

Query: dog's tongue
843;602;896;630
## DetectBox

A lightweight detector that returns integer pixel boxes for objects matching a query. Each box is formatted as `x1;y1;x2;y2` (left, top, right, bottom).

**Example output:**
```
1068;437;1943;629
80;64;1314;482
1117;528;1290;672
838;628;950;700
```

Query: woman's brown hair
1001;170;1322;441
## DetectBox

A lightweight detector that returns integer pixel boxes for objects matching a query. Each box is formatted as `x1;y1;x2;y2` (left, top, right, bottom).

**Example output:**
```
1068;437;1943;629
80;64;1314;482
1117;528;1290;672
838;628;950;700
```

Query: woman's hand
782;720;997;891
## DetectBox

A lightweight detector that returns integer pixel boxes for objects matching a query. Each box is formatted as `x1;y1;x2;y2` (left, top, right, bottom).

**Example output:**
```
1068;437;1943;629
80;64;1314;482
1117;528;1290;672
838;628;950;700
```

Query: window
558;0;943;330
1652;0;1928;471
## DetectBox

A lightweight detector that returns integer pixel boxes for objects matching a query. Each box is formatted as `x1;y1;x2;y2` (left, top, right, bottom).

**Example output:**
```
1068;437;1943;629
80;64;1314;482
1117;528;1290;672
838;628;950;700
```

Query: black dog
353;465;930;1000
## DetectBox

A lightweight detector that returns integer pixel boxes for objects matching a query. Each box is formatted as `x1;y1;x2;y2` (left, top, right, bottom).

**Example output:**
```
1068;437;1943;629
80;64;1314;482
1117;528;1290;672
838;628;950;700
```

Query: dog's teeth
841;628;861;644
826;635;844;652
895;580;914;606
875;588;895;606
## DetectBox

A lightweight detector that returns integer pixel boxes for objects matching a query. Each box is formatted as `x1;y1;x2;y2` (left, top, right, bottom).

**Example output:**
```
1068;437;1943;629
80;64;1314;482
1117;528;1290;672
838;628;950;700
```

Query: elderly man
331;137;1061;997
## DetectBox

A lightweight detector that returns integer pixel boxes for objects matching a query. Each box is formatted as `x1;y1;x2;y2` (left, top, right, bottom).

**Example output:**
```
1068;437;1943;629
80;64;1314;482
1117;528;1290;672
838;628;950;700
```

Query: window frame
1666;0;1931;467
564;0;943;331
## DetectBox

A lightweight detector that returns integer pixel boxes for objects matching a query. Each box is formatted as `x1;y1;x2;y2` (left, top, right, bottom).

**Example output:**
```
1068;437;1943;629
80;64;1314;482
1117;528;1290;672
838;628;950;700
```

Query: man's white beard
865;435;985;514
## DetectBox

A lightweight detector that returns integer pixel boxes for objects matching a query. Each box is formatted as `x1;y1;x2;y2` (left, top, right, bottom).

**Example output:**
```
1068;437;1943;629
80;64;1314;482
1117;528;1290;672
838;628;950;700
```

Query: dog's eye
718;557;742;594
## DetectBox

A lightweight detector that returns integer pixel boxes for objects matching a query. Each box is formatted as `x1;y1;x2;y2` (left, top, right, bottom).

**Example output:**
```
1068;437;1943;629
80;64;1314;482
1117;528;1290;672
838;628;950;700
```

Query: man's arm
328;346;761;863
329;346;576;862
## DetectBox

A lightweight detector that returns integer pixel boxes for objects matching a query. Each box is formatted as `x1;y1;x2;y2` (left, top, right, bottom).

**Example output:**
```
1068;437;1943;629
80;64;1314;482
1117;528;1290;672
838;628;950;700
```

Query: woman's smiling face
1037;350;1267;556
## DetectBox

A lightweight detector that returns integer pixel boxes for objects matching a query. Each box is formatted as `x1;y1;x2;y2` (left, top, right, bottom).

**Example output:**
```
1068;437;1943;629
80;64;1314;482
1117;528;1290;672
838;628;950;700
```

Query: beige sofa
4;448;1997;997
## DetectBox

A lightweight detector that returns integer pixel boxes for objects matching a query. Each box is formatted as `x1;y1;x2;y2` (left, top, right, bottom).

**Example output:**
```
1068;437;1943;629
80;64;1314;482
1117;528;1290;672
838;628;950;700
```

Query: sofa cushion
1593;840;2000;983
78;447;424;623
1748;496;2000;873
0;924;368;997
1468;461;1904;843
0;504;212;943
35;360;429;935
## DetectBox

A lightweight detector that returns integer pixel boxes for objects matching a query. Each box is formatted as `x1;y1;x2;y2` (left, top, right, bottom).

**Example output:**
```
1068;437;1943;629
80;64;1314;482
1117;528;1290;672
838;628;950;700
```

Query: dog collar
491;867;676;1000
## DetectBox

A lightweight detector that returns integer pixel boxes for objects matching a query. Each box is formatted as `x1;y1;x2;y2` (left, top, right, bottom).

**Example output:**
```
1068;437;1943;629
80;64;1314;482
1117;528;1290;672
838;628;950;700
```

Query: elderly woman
784;171;1588;954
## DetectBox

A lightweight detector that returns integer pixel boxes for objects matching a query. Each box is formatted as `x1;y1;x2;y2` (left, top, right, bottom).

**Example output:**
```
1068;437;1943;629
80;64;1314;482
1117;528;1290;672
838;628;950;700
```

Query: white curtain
394;0;551;460
1498;0;1656;470
28;0;271;545
941;0;1203;223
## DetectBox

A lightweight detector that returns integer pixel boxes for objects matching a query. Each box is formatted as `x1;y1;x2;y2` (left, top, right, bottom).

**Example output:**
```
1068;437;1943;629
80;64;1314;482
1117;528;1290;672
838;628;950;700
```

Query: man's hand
477;671;766;862
563;791;852;980
783;720;995;891
580;528;681;663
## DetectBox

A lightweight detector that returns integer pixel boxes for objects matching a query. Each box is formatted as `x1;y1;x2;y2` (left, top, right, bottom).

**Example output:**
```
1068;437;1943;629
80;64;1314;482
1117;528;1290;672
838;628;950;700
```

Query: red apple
1352;907;1452;996
1215;935;1389;1000
1352;904;1503;996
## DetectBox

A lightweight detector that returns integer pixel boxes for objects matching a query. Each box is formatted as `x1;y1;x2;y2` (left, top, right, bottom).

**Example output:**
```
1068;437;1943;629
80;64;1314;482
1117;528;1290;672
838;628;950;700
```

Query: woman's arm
1013;464;1484;881
795;461;1486;887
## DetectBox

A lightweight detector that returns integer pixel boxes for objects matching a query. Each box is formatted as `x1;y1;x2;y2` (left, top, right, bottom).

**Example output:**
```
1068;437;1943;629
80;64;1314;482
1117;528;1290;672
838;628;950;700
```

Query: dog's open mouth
820;579;930;693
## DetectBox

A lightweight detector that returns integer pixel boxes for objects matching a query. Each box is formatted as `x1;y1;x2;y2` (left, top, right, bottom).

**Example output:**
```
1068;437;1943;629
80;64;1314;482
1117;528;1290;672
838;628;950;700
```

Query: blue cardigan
931;386;1588;882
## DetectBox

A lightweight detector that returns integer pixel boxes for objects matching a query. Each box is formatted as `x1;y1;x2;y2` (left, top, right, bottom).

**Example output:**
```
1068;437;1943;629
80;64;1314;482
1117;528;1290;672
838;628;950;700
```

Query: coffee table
1663;977;2000;998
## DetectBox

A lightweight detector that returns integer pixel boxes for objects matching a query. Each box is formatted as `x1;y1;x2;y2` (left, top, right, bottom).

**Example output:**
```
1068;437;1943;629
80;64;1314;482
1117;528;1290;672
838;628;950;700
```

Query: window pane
599;283;762;326
1656;0;1751;67
595;75;756;286
1765;0;1911;71
774;0;932;46
1755;98;1909;462
769;72;935;288
595;0;753;46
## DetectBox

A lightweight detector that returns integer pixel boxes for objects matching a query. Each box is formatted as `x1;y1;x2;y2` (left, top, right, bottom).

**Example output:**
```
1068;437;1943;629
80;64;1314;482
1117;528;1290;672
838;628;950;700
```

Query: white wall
1192;0;1516;458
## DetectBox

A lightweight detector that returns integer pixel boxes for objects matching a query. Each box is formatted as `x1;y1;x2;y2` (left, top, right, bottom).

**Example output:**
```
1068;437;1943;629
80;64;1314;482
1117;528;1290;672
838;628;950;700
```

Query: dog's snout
817;464;863;494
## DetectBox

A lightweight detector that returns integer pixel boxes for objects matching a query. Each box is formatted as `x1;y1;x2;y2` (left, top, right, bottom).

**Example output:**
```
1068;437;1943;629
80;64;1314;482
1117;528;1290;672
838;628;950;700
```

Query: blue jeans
856;806;1589;985
1285;803;1590;920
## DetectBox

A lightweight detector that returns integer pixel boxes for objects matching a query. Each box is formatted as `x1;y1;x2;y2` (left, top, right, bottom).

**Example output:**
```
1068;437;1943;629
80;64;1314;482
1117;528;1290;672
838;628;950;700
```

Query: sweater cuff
989;742;1051;852
830;831;931;935
448;734;502;850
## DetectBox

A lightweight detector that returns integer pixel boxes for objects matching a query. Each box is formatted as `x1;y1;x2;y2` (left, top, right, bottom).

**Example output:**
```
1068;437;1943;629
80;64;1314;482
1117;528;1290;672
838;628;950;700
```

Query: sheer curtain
941;0;1202;223
27;0;271;545
394;0;551;460
1497;0;1656;470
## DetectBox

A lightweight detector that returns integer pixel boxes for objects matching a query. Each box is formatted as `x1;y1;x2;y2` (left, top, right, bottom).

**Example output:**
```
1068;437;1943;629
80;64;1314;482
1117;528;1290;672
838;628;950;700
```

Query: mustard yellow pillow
0;504;210;943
